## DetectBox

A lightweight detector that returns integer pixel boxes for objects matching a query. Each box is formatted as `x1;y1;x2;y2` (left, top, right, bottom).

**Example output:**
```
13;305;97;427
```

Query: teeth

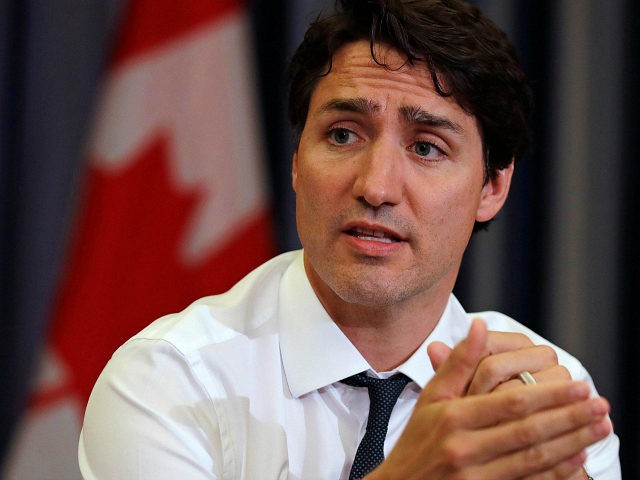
352;227;397;242
360;235;394;243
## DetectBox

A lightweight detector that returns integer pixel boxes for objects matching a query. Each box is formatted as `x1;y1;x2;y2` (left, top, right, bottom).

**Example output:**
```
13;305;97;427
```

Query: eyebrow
399;105;463;134
318;97;381;115
318;97;463;135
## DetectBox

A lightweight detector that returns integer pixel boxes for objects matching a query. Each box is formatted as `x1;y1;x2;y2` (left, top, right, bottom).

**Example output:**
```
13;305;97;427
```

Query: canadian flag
4;0;275;478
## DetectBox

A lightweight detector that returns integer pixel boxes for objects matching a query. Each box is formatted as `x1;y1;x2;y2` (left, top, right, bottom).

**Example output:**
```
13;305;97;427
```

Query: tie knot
342;372;411;400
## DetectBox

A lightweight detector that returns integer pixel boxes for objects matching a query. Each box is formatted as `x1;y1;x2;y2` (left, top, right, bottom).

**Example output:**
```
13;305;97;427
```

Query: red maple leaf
41;135;274;409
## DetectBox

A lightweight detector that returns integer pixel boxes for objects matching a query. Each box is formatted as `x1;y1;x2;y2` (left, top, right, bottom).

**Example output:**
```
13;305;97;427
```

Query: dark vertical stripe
1;0;126;470
0;0;29;466
456;0;552;333
504;0;554;334
249;0;299;251
618;1;640;476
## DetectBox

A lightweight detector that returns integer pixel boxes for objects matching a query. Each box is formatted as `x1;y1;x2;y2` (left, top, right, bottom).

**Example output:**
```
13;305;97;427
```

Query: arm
79;339;222;480
366;320;611;479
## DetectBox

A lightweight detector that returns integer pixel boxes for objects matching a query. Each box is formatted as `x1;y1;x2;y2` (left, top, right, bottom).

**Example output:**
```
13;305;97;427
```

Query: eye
412;141;445;160
329;128;356;145
414;141;435;156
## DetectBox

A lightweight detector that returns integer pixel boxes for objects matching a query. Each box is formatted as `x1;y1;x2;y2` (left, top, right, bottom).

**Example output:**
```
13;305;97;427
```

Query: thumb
421;318;488;402
427;341;452;372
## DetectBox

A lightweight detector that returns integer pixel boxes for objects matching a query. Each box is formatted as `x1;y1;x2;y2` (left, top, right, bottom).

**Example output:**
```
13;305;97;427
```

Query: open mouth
347;227;400;243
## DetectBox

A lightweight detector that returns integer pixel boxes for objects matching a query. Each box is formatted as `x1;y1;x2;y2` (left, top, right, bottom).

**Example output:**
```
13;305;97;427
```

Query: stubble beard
314;257;424;309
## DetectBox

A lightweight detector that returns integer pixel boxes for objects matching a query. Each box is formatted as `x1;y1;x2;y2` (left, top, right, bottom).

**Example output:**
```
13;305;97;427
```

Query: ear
475;162;514;223
292;151;299;193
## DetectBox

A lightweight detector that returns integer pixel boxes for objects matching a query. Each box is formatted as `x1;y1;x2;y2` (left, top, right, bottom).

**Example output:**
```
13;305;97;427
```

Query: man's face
292;40;511;312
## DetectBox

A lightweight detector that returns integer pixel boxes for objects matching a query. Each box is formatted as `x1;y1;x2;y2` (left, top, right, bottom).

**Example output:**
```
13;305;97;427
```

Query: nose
352;137;404;207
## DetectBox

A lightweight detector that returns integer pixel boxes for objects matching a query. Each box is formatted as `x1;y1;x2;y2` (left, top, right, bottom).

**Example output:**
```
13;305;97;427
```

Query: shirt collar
278;250;472;397
279;252;370;398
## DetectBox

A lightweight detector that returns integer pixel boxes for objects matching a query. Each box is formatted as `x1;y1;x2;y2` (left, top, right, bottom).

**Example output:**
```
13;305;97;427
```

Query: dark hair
288;0;533;226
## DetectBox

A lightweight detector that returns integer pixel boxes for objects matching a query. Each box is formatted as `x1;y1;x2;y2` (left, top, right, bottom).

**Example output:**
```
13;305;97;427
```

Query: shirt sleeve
78;338;225;479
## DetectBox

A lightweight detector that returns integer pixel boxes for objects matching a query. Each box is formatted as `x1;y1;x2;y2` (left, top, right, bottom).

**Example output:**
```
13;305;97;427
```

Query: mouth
346;226;402;244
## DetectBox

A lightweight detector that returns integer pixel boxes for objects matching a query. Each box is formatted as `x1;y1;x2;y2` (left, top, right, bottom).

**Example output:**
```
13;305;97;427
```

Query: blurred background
1;0;637;477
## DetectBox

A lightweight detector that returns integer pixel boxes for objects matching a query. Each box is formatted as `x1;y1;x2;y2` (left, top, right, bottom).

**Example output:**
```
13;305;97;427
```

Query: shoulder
93;250;301;406
123;250;301;357
80;252;302;478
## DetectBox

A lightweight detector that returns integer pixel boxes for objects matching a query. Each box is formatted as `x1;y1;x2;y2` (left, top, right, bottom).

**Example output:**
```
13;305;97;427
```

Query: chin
329;274;413;308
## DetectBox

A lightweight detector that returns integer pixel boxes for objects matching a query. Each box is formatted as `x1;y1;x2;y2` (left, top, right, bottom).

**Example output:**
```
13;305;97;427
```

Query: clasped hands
367;319;611;480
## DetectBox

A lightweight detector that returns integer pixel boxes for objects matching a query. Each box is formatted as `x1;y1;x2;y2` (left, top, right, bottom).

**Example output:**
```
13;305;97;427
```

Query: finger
467;452;587;480
472;395;610;458
426;341;452;372
444;381;593;431
467;344;560;395
493;365;572;393
522;456;586;480
483;413;611;479
463;452;586;480
422;318;488;402
426;328;528;378
483;331;534;355
463;396;610;478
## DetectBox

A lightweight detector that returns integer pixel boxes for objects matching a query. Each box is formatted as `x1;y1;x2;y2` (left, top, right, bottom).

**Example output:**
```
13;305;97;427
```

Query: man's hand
366;320;611;479
427;319;571;394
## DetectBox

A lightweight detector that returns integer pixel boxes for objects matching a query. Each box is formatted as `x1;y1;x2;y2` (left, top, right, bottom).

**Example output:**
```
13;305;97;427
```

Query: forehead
308;40;477;129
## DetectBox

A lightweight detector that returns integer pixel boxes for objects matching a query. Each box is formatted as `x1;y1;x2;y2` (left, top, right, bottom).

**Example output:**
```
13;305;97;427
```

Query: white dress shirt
79;250;620;479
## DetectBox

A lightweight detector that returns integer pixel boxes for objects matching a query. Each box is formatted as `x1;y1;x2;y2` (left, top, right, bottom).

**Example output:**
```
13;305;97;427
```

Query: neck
302;251;458;371
314;283;451;372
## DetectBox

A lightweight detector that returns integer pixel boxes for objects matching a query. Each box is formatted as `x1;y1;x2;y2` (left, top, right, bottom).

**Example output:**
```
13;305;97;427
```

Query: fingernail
569;450;587;466
591;418;611;437
570;382;589;399
589;399;608;416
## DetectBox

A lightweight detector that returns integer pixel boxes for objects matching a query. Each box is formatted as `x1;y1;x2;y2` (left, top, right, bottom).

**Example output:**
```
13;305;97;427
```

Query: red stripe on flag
111;0;242;67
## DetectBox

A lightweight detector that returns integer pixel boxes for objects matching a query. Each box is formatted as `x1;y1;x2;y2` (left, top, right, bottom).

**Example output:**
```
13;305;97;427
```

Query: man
79;1;620;478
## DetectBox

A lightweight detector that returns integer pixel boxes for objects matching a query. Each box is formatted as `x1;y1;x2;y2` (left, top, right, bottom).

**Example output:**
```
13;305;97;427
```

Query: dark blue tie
342;372;411;479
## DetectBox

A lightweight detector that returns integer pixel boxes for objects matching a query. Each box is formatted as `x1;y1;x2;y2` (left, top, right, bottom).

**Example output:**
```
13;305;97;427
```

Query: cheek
295;167;335;229
416;182;480;240
300;165;345;202
448;172;483;213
